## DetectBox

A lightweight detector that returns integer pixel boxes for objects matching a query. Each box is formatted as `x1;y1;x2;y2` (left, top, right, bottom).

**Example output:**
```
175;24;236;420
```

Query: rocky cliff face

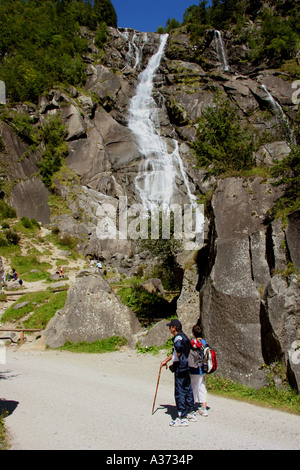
0;25;299;391
197;177;299;388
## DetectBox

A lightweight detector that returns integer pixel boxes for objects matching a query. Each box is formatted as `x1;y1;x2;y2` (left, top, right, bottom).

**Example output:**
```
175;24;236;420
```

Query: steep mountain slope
0;4;299;391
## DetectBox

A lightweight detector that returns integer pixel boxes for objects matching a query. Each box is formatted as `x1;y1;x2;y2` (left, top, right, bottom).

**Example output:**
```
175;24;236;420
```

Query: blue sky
111;0;205;33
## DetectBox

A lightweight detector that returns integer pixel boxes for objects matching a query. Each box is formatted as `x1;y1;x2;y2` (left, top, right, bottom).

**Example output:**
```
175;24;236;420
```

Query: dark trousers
174;370;195;418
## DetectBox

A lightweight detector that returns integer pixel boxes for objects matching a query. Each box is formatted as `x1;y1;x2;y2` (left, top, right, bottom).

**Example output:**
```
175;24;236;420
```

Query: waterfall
214;30;229;72
128;34;196;211
261;85;295;145
118;28;147;70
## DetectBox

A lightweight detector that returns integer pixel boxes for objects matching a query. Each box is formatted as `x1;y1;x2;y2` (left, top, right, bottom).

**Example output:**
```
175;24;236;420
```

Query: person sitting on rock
8;269;18;281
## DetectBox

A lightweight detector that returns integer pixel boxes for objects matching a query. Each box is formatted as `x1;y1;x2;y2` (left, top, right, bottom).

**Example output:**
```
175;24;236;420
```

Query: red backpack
203;344;218;374
188;339;217;374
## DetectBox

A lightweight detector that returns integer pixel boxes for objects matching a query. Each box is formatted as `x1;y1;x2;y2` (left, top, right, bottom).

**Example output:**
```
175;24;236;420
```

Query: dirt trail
0;226;87;322
1;348;299;451
2;226;87;290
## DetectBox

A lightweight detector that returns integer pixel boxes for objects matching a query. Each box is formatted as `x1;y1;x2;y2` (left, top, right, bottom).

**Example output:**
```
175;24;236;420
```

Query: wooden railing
0;329;42;345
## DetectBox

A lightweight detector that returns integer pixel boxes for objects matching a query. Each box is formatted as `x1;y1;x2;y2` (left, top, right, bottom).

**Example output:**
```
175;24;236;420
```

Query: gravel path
1;348;299;450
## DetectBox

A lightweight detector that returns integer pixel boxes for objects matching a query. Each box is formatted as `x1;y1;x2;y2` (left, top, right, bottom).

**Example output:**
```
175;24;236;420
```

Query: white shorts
190;374;207;404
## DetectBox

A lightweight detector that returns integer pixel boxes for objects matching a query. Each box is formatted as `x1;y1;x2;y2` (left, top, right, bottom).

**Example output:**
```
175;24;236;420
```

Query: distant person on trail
8;269;18;281
161;319;196;427
188;325;208;417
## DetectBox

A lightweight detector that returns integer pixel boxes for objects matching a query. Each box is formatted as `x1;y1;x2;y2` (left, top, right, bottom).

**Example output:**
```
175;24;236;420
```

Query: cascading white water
261;84;295;145
128;34;196;211
214;30;229;72
118;28;147;70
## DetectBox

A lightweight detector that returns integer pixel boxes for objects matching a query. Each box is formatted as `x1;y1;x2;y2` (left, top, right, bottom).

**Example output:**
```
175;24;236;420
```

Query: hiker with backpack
160;319;197;427
188;325;208;417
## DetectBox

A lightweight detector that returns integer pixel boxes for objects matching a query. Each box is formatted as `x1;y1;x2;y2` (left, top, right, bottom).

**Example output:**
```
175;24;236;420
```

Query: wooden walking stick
152;362;168;414
152;364;162;415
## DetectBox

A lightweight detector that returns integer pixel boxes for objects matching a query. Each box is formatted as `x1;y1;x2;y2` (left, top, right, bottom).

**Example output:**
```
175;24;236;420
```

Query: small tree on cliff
193;95;255;176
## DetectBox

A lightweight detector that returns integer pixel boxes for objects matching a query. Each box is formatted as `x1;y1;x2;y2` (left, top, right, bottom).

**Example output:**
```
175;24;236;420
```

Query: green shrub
271;145;300;216
0;235;8;247
37;115;68;188
4;229;20;245
11;113;37;145
137;212;182;291
118;281;174;321
20;217;32;229
59;234;77;251
0;200;16;219
30;218;40;229
58;336;127;354
193;95;255;176
95;22;108;48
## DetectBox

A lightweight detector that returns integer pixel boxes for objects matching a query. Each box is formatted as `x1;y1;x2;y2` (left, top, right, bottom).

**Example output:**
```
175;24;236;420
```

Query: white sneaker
199;407;208;417
169;418;189;427
186;412;197;422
